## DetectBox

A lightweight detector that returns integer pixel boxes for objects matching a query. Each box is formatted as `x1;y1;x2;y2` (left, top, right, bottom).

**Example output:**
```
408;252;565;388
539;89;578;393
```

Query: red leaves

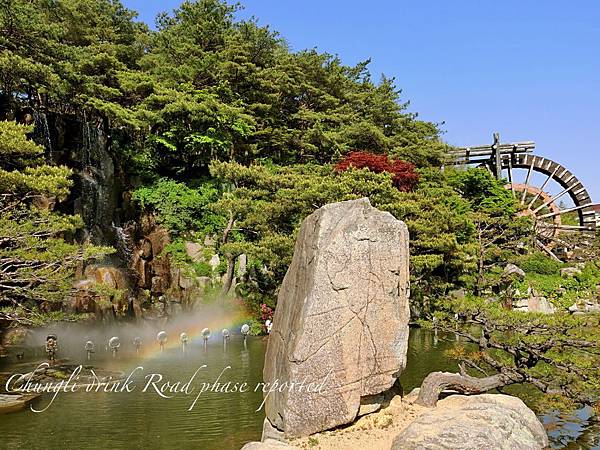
260;303;273;321
335;151;419;192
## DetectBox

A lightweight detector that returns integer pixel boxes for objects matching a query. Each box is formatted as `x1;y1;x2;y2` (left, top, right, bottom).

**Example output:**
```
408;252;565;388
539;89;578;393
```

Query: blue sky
123;0;600;202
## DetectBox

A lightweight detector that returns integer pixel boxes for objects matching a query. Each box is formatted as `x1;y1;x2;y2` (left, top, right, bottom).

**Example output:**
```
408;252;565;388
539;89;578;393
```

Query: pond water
0;327;597;449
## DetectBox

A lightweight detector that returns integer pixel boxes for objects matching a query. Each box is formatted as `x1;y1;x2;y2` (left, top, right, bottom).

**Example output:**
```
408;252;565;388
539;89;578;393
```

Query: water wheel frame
496;154;596;259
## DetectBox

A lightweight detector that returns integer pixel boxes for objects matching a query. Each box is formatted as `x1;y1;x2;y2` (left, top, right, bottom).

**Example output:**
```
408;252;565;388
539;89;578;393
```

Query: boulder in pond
0;393;41;414
263;198;410;438
391;394;548;450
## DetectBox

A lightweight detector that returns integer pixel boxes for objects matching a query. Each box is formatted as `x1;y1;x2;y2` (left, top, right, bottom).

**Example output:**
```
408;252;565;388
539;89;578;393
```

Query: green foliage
0;0;146;119
247;318;265;336
384;168;477;305
0;305;94;327
447;168;517;216
91;282;125;308
0;121;73;198
432;296;600;410
132;178;224;234
516;251;563;275
2;0;599;420
0;121;112;312
133;0;447;173
0;121;43;160
1;0;449;315
206;161;484;310
2;0;445;176
307;437;319;447
445;168;533;295
162;238;215;278
518;261;600;309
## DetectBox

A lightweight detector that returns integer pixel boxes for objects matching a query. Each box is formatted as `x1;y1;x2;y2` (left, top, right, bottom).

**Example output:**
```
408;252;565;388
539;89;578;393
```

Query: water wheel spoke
457;140;596;260
521;162;534;205
506;159;516;198
538;223;595;232
528;166;560;209
538;204;591;219
536;239;562;262
532;184;577;214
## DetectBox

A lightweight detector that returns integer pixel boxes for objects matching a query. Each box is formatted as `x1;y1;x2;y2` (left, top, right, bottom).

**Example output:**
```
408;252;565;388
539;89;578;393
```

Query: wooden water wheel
449;135;597;260
501;154;596;259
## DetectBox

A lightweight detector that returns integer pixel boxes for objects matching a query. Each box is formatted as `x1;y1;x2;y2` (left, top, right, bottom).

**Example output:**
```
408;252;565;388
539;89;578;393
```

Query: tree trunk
220;254;236;298
222;210;235;244
415;371;514;407
219;209;236;298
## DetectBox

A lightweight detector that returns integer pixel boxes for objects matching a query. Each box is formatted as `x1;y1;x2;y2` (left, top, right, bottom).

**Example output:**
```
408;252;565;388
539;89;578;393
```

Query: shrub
192;262;213;277
517;252;562;275
248;318;264;336
132;178;224;234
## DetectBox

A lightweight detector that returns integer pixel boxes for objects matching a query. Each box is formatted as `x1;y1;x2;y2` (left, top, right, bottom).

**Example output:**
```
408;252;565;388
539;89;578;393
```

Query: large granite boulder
391;394;548;450
263;198;410;438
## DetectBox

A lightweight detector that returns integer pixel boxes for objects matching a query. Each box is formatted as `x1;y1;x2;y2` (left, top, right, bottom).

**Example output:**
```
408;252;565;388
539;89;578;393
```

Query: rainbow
136;308;249;360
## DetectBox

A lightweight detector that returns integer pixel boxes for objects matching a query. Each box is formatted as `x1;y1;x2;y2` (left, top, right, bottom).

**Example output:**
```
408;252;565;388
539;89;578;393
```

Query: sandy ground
289;395;426;450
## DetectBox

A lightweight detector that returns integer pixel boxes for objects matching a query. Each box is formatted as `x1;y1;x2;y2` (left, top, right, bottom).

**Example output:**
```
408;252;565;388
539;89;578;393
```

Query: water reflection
400;327;460;393
0;327;595;449
0;335;268;450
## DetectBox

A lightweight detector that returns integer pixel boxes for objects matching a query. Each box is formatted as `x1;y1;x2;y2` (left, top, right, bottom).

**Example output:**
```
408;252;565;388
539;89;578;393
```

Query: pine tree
0;121;111;324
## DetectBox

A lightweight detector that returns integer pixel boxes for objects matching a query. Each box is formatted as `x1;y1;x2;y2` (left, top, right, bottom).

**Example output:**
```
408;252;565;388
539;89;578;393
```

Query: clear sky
123;0;600;202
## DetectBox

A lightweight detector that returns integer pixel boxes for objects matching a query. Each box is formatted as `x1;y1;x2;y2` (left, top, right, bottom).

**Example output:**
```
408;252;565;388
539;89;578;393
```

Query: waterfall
113;223;133;262
33;111;53;162
81;121;95;168
77;120;116;245
80;122;100;230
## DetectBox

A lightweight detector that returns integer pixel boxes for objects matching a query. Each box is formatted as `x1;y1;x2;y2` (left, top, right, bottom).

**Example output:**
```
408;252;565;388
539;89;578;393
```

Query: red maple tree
335;151;419;192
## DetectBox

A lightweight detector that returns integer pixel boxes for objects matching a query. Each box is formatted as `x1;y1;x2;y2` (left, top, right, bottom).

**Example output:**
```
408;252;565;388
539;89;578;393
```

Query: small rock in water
0;393;40;414
240;440;294;450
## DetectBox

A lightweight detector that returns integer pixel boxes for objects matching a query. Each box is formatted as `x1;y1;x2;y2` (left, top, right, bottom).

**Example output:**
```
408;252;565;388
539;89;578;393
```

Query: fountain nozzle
222;329;230;351
133;337;142;355
108;337;121;358
201;328;211;350
180;332;189;354
84;340;95;361
241;324;250;349
157;331;168;352
45;334;58;363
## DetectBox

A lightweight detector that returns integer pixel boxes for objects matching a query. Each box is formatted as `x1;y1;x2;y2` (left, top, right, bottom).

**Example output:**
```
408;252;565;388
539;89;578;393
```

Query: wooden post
492;132;501;179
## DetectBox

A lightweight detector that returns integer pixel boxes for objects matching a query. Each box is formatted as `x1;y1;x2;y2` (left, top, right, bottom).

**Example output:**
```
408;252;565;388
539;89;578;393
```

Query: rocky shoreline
0;393;40;415
244;391;547;450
